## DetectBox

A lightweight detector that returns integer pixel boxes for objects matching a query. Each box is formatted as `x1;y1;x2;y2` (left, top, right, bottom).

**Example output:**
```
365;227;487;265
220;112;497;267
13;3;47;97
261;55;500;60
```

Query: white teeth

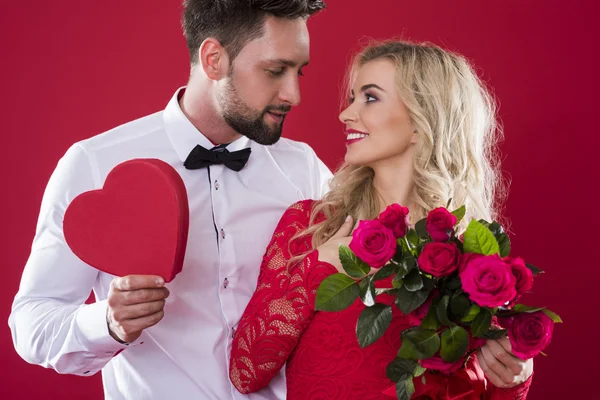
347;133;368;140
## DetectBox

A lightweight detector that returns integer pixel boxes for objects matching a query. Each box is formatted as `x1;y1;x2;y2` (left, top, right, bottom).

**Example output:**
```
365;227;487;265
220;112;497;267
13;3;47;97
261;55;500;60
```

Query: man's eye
298;69;305;77
267;69;285;77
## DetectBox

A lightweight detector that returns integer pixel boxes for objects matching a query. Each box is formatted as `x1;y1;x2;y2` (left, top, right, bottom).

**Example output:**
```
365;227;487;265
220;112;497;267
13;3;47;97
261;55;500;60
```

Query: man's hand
477;337;533;389
107;275;170;343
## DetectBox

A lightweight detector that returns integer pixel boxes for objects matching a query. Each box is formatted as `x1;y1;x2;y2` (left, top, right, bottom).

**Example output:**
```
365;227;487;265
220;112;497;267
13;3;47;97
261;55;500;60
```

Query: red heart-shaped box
63;159;189;282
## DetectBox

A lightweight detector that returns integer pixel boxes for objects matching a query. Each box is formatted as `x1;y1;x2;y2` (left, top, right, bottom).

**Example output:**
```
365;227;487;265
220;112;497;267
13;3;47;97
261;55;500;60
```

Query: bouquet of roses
315;203;561;399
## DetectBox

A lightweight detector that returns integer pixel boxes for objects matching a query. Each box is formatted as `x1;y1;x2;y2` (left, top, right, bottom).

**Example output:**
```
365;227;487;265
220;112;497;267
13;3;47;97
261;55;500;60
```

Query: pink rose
507;311;554;359
379;204;410;238
459;252;484;274
418;242;461;277
460;254;517;308
426;207;457;242
420;355;464;375
504;256;534;295
349;219;396;268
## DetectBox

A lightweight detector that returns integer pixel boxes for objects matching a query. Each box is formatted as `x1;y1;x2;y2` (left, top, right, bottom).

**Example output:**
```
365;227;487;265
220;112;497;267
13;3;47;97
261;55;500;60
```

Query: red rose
420;355;464;375
379;204;410;238
507;311;554;359
426;207;457;242
418;242;461;277
460;254;517;308
504;256;533;295
349;219;397;268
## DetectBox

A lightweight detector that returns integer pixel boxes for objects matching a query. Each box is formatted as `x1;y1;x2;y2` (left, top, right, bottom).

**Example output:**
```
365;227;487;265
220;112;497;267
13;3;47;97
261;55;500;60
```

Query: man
9;1;330;399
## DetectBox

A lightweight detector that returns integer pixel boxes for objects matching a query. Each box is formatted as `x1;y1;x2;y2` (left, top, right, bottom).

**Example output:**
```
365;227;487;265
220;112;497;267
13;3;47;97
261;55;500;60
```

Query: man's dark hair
182;0;326;65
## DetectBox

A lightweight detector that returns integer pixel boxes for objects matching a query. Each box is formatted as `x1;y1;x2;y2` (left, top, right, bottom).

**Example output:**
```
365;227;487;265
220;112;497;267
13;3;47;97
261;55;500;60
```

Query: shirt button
221;229;226;239
231;327;236;338
215;180;220;190
224;278;229;289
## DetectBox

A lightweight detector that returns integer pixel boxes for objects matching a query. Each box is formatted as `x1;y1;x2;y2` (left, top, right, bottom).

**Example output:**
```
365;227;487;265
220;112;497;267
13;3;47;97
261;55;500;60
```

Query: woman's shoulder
280;200;326;227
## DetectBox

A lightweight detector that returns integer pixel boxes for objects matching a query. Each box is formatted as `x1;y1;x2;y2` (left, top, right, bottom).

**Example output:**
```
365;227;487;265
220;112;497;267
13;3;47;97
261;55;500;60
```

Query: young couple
10;0;533;399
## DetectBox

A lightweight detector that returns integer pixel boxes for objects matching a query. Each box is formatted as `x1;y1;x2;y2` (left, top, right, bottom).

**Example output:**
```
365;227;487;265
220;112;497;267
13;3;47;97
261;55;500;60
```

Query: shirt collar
163;87;251;163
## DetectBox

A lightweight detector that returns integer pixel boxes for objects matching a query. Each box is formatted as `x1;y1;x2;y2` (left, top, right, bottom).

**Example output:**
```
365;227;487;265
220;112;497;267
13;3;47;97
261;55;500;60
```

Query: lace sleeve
229;200;336;394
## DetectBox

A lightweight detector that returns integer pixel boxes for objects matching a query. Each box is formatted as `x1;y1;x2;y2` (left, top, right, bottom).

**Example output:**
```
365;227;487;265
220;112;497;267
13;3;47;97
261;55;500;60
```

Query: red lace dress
230;200;532;399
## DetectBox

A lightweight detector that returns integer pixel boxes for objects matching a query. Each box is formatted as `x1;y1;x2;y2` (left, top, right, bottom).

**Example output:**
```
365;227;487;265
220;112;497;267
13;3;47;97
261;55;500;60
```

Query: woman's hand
477;337;534;389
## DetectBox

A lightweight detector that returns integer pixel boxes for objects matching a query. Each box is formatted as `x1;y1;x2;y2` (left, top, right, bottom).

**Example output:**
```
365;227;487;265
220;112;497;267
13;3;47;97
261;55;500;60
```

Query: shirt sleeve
8;144;131;376
229;200;337;394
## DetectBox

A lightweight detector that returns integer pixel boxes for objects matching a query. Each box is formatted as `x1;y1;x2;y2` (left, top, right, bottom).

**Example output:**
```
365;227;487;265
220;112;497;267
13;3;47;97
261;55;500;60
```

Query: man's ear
199;38;229;80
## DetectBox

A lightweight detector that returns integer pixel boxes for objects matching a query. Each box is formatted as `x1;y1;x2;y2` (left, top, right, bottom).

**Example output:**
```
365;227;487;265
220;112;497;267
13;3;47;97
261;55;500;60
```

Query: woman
229;40;533;399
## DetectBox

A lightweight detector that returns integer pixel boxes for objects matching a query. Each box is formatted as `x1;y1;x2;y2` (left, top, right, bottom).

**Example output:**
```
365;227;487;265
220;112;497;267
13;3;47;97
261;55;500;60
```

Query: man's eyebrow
264;59;309;68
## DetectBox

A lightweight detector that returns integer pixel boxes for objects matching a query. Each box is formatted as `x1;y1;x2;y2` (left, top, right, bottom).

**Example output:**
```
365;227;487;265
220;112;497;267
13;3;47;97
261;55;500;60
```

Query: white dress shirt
9;88;332;400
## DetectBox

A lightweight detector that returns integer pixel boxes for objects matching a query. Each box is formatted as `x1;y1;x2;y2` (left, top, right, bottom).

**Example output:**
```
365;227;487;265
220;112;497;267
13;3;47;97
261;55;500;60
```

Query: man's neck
179;82;242;146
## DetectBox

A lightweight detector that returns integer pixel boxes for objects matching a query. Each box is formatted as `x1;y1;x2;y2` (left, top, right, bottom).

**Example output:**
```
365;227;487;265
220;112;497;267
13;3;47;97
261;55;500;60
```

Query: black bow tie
183;144;251;172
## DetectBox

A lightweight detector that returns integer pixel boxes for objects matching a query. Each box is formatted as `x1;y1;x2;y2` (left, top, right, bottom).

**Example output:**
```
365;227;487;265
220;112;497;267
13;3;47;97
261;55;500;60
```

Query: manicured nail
345;215;351;222
156;277;165;286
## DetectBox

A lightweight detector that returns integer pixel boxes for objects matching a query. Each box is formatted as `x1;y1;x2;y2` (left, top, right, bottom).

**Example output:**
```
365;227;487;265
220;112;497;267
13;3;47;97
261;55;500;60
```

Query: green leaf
398;337;420;360
396;378;415;400
436;295;455;326
513;304;545;313
526;263;544;275
395;286;431;315
542;308;563;323
440;326;470;362
451;205;466;224
315;274;360;312
450;294;471;319
414;364;427;377
415;218;428;239
386;358;417;382
446;277;462;291
420;298;440;330
472;309;492;337
359;277;376;307
339;245;370;279
402;255;417;273
373;262;398;281
404;269;424;292
407;228;419;247
484;328;507;339
357;304;393;348
463;220;500;256
402;327;441;359
460;304;481;323
394;240;405;262
487;222;511;258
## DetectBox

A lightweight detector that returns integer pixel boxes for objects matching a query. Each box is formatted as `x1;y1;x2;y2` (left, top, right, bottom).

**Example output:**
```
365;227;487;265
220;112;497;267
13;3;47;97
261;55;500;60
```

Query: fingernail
345;215;351;222
156;277;165;286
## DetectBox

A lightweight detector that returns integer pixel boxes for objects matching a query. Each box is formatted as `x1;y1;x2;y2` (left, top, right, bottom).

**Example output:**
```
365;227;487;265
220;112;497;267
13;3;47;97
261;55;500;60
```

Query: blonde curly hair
297;40;507;255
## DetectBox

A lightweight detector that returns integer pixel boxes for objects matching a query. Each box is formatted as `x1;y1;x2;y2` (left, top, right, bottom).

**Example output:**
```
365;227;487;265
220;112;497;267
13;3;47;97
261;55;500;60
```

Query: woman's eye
366;93;378;103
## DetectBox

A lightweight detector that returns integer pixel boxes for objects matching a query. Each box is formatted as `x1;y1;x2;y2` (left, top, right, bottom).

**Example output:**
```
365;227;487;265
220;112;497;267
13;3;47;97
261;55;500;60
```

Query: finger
331;216;353;239
116;287;170;306
123;310;165;332
112;300;166;322
112;310;165;339
112;275;165;291
477;350;506;389
480;343;515;385
487;339;523;376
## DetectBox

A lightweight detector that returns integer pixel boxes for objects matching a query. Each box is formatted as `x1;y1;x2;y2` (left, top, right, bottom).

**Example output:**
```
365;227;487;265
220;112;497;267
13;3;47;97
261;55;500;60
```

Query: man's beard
218;79;290;146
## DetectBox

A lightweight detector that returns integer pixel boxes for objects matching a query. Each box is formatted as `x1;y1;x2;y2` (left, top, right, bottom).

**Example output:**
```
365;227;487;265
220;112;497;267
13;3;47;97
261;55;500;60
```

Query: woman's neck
371;154;414;213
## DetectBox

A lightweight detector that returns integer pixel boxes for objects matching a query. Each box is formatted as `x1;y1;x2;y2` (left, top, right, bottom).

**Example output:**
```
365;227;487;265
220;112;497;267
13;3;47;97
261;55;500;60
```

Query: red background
1;0;597;398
